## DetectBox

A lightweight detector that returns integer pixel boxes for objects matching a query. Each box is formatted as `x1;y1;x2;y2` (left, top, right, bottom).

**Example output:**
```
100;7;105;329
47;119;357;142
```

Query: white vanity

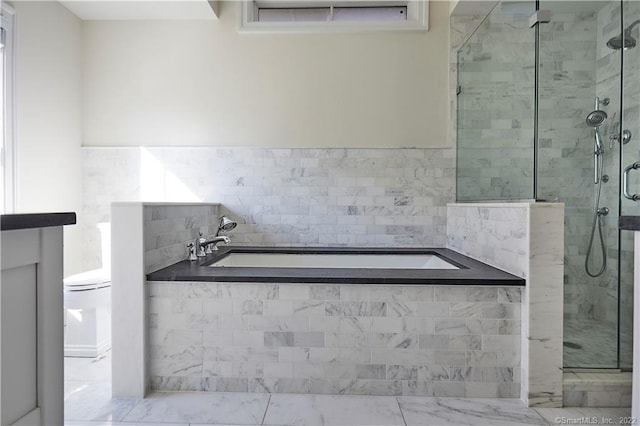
0;213;76;426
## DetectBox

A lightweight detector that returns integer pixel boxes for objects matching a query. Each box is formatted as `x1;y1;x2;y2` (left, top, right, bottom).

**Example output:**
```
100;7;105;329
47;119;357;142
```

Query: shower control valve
610;130;632;145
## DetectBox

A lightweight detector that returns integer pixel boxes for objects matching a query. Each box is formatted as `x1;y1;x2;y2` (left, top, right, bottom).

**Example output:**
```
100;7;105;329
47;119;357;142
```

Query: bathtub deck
146;247;524;286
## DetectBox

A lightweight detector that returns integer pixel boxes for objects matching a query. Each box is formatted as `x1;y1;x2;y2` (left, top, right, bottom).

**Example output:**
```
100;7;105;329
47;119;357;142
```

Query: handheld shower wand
584;96;609;278
585;97;608;184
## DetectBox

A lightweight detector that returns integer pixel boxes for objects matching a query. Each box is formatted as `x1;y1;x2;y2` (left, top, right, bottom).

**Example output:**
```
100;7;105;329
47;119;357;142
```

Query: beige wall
450;0;459;14
82;0;450;148
14;1;83;275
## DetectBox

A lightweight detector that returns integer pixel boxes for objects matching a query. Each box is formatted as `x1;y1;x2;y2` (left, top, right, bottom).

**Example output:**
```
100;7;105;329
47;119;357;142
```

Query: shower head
607;33;636;50
217;216;237;233
607;19;640;50
586;109;607;153
586;110;607;128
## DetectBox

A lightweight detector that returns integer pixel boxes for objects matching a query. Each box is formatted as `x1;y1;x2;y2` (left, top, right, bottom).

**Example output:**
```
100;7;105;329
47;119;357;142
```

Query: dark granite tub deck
147;247;524;286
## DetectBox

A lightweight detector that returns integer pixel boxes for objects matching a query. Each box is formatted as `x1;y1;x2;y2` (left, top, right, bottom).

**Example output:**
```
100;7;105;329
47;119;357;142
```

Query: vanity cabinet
620;216;640;420
0;213;75;426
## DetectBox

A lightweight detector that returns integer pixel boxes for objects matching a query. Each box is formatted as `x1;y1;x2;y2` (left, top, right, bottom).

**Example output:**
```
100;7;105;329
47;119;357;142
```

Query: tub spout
202;235;231;253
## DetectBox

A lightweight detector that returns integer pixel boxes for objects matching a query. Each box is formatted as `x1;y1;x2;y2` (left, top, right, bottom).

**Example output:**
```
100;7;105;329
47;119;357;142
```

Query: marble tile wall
147;281;522;398
82;147;455;271
143;204;220;274
449;13;488;154
446;204;528;279
536;7;621;369
455;6;536;201
446;202;564;407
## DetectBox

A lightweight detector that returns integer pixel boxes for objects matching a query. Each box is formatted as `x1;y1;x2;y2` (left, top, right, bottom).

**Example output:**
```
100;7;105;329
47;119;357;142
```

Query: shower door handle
623;161;640;201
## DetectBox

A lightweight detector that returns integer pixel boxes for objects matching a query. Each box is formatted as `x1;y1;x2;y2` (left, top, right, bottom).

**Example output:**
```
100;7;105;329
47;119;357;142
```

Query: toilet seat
64;269;111;292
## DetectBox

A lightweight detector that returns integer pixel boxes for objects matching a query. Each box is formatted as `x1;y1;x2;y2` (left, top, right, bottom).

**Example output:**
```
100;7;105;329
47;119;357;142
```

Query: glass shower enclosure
457;0;640;370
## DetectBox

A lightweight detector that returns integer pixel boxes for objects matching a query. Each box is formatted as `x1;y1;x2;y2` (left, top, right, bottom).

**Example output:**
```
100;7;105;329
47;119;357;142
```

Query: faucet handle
186;242;197;261
196;234;207;257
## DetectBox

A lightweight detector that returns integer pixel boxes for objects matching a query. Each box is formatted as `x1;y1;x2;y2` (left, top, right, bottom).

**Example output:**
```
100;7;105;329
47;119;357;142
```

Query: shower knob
611;130;632;145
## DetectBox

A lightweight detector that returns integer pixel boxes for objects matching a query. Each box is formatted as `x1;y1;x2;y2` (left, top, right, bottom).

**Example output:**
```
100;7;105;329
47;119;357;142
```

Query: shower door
537;0;626;369
620;0;640;371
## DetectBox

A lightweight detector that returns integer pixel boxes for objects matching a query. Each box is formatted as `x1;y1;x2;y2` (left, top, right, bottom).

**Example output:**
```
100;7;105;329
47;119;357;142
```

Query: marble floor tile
65;422;187;426
122;391;270;425
64;381;140;421
63;352;633;426
65;351;112;382
534;407;632;425
398;397;547;425
263;394;405;426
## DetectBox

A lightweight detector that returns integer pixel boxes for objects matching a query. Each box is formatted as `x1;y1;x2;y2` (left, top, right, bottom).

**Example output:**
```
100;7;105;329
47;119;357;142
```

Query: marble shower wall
535;5;622;368
449;13;488;153
537;1;638;369
455;5;536;201
82;147;455;271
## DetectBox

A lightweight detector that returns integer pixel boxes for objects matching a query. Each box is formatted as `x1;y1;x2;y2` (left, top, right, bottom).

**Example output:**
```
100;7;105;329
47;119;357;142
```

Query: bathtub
147;247;523;285
209;252;460;270
145;247;525;397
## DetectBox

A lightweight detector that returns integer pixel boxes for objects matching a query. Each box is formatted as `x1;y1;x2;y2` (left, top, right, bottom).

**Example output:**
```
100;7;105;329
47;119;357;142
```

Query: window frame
1;3;16;214
238;0;429;33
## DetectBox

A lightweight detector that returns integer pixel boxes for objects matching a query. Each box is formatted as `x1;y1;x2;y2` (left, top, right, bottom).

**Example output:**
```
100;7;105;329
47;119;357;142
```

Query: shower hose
585;156;607;278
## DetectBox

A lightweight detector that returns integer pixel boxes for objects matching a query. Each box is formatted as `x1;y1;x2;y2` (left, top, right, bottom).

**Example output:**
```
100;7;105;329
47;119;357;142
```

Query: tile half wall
82;147;456;270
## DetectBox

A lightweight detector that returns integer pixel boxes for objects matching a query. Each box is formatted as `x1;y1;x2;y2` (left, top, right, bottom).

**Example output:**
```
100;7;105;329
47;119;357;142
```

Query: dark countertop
1;212;77;231
147;246;525;286
620;216;640;231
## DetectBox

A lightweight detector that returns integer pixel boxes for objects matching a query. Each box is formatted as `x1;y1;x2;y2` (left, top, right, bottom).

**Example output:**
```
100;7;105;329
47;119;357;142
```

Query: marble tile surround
82;147;456;271
446;203;564;408
143;204;220;274
148;281;522;398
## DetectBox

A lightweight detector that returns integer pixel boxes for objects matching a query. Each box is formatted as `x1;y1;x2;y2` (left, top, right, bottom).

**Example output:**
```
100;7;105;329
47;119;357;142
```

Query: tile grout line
260;393;272;425
395;396;408;426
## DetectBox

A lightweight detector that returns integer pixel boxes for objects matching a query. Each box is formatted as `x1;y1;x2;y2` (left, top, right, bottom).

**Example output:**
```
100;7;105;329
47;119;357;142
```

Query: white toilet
64;222;111;358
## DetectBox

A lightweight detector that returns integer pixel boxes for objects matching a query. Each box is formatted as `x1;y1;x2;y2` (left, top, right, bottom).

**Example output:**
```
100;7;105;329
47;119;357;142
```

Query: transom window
239;1;429;33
